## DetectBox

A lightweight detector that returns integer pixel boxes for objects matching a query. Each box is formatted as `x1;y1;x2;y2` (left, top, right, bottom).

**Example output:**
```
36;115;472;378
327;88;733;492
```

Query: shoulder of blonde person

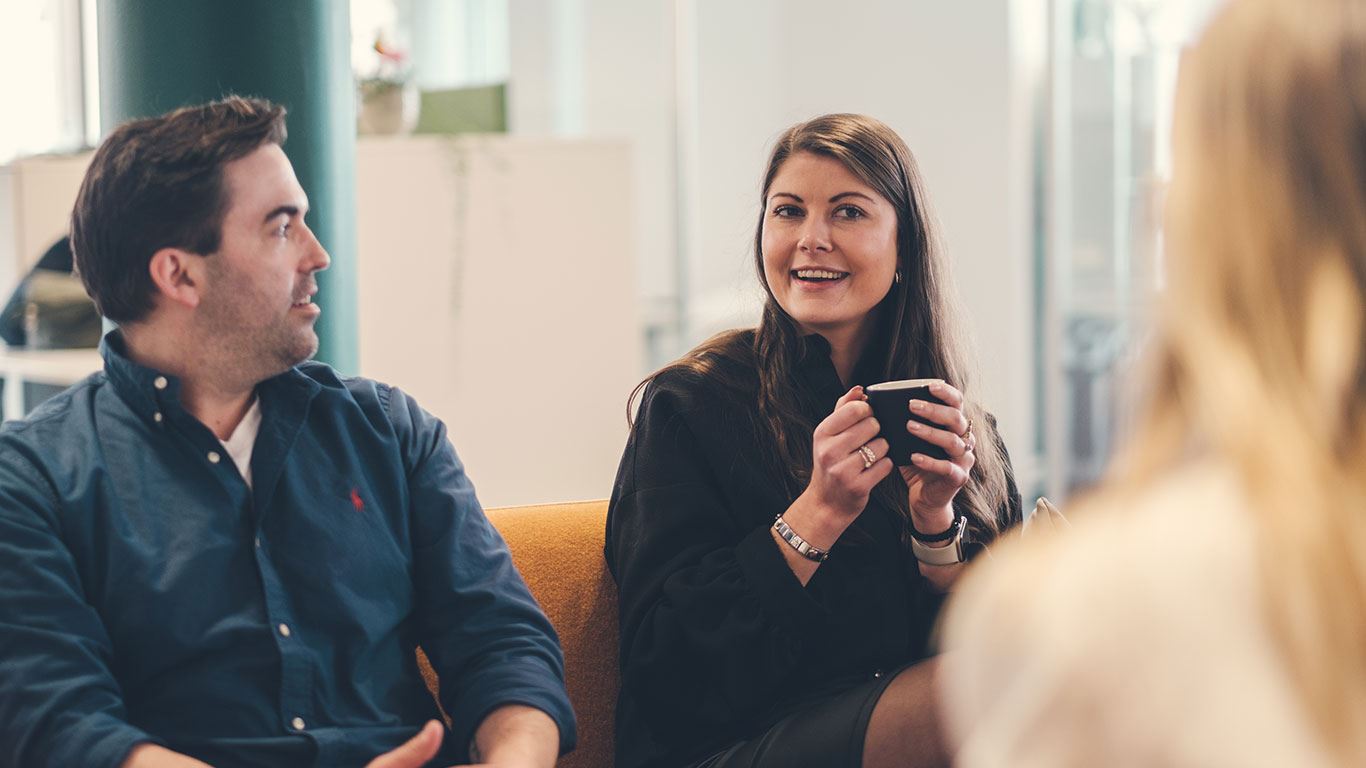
940;460;1335;768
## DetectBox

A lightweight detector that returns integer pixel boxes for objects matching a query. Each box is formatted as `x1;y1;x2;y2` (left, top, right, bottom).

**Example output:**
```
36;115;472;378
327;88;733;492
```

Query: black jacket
606;332;1022;768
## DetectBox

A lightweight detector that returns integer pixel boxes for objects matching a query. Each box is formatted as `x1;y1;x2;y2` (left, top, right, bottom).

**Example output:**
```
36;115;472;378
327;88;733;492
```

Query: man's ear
147;247;204;309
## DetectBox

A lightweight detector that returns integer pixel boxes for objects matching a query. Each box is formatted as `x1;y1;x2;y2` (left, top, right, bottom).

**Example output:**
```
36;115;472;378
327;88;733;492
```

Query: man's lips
292;285;318;307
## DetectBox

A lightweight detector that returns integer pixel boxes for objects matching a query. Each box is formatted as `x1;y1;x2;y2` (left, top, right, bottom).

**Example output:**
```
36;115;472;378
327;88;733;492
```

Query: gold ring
858;444;876;469
959;417;974;439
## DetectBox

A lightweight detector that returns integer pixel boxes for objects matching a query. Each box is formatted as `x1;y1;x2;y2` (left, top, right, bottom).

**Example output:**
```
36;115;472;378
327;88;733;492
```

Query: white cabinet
354;136;639;507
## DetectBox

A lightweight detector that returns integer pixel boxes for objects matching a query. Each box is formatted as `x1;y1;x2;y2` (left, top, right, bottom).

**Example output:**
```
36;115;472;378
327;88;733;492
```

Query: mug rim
865;377;943;392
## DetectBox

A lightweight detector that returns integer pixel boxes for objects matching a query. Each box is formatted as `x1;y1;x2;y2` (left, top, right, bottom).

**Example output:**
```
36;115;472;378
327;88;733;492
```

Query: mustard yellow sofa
420;499;618;768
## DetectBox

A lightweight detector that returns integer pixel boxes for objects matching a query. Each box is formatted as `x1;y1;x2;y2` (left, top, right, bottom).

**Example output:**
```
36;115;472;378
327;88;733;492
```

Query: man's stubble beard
196;281;317;383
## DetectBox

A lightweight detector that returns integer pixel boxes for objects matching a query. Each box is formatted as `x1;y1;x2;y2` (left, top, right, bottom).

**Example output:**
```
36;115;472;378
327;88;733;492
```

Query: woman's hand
786;387;895;546
900;381;976;533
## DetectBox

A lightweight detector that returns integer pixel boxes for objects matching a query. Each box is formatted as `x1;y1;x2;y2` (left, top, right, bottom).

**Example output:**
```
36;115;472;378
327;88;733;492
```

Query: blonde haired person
941;0;1366;764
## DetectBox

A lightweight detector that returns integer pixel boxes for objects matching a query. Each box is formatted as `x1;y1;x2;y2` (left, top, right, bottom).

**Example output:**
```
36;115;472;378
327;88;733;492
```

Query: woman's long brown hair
631;113;1011;540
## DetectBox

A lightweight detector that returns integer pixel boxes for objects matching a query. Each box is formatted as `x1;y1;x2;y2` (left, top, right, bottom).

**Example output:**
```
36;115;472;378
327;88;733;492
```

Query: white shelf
0;346;102;419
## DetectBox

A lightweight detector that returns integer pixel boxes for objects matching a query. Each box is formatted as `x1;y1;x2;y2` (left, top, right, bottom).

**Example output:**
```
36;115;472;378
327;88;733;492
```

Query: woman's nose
798;220;832;253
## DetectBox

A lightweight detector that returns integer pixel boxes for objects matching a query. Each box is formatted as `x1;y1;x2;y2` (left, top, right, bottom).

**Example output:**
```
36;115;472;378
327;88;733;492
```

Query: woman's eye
834;205;866;220
772;204;802;217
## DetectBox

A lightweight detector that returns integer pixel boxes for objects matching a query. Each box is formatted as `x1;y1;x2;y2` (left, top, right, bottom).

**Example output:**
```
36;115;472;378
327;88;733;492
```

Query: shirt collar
795;331;889;393
99;329;323;427
100;329;183;424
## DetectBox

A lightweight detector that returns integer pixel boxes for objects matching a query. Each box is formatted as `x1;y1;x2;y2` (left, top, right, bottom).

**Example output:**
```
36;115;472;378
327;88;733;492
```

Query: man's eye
276;223;292;238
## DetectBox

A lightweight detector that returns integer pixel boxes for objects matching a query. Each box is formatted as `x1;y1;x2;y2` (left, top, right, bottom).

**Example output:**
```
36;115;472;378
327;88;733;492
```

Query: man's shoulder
0;372;109;492
295;360;395;406
292;361;435;433
1;372;106;445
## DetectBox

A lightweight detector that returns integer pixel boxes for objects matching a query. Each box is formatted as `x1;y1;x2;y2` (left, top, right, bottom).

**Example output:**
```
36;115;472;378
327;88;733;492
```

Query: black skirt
687;667;903;768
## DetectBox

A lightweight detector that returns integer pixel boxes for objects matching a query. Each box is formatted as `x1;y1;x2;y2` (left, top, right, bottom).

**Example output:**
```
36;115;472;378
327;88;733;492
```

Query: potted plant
357;35;417;135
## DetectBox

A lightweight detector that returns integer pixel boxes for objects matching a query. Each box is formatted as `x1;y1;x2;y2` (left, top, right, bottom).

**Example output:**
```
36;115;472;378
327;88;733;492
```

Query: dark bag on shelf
15;269;101;350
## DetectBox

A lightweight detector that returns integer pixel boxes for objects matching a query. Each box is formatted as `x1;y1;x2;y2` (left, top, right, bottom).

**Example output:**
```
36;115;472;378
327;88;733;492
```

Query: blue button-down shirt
0;332;576;767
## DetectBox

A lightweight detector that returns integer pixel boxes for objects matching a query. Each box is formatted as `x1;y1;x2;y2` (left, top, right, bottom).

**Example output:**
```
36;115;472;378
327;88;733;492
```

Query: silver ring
858;444;876;469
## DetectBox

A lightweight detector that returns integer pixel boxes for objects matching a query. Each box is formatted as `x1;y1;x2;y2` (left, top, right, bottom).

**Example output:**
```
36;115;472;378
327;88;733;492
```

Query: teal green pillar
98;0;358;373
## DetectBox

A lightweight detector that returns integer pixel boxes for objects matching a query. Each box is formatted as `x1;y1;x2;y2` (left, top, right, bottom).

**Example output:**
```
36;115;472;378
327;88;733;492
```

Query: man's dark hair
70;96;287;323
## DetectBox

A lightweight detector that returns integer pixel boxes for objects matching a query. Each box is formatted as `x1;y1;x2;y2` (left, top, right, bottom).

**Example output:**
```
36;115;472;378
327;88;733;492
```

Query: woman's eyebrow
830;191;877;204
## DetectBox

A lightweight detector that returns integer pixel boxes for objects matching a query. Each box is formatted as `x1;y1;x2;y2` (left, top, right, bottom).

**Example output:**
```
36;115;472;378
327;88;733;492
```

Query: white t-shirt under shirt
220;397;263;491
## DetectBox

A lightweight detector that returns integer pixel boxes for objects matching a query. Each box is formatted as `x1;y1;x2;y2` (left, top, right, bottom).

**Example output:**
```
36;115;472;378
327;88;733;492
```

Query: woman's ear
147;247;203;310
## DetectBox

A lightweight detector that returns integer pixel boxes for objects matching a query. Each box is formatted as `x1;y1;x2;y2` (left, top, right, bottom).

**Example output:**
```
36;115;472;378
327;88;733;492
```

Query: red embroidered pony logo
349;488;365;512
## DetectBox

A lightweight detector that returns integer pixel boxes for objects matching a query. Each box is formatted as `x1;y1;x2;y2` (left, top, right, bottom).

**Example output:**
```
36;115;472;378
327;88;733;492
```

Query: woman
606;114;1022;768
942;0;1366;764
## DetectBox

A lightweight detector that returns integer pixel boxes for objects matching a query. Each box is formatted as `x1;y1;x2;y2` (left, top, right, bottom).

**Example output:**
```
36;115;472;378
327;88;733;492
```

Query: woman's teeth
794;269;847;281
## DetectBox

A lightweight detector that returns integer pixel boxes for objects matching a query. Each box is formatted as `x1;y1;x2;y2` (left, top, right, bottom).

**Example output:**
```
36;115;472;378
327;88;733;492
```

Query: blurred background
0;0;1222;508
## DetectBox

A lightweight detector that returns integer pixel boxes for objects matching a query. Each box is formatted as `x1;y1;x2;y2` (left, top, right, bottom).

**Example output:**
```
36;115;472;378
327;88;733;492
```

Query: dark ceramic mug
865;378;949;464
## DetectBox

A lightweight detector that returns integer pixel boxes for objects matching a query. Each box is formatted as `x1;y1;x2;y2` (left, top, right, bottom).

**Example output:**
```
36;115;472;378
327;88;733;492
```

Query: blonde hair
1115;0;1366;758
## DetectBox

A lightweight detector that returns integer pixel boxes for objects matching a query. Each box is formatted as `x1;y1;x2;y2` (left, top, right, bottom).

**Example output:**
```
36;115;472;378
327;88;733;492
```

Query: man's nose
303;227;330;272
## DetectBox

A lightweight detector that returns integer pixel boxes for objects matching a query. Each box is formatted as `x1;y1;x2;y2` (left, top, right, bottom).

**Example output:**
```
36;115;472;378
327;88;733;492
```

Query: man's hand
121;744;213;768
367;720;445;768
366;707;558;768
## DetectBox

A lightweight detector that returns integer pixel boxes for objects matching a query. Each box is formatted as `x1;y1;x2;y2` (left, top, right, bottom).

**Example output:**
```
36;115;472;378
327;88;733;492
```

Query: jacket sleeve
607;377;849;739
0;448;160;768
385;387;577;759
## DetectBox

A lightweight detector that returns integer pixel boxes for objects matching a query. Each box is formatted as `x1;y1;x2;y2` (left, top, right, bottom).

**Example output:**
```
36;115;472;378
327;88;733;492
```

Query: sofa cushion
419;499;618;767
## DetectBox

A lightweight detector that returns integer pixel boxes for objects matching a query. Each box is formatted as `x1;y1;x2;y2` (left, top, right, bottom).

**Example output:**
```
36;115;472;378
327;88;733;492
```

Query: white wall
509;0;1040;484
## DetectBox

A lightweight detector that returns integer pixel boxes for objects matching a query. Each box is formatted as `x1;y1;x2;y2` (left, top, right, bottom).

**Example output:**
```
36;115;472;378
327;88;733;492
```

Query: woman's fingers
928;380;965;408
909;451;972;485
907;418;972;459
908;398;971;437
820;414;881;464
832;446;895;488
817;388;874;438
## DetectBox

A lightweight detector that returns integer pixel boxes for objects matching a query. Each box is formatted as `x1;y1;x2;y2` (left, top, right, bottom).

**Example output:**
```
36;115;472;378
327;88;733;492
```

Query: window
0;0;90;164
1042;0;1224;497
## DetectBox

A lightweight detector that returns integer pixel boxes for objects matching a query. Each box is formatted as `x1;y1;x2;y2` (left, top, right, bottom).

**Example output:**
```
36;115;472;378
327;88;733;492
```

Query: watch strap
910;510;965;542
910;515;967;565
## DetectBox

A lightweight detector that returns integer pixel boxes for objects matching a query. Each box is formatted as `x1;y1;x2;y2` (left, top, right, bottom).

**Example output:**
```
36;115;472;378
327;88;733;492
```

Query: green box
415;83;508;134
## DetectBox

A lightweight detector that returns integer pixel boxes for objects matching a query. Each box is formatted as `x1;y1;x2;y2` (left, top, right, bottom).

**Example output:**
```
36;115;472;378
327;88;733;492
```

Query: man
0;97;575;768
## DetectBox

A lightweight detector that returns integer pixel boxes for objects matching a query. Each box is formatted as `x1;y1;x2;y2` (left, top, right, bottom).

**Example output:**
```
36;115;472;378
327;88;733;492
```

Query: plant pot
358;82;419;135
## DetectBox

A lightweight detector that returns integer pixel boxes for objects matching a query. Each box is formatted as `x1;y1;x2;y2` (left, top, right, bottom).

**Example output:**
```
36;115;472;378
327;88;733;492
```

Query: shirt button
291;716;306;731
207;451;221;464
278;623;291;638
153;412;163;423
153;376;168;390
873;669;885;679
